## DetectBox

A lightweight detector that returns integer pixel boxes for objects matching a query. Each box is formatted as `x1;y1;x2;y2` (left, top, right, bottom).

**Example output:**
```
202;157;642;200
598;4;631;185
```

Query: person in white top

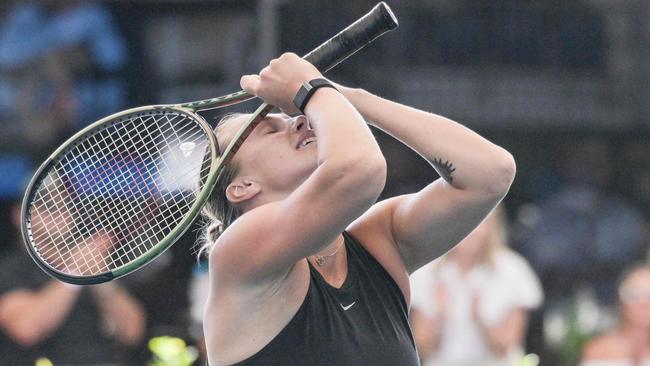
580;264;650;366
409;205;543;366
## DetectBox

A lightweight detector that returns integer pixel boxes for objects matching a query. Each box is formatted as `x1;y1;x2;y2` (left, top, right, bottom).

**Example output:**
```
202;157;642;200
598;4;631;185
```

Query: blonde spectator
409;205;543;366
580;264;650;366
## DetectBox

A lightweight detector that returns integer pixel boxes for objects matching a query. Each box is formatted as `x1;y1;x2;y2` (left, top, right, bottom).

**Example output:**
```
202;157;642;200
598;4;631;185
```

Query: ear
225;179;261;204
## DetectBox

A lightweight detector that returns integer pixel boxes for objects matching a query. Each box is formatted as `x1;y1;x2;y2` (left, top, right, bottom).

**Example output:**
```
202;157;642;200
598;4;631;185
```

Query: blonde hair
197;113;248;258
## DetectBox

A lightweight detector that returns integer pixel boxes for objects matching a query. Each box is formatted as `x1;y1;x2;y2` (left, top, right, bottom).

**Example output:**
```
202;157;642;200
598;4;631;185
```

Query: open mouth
298;136;316;149
296;131;316;149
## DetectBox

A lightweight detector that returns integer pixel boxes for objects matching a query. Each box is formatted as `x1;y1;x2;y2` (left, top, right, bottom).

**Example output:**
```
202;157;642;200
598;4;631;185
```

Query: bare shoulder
582;330;628;360
347;196;411;303
207;200;291;287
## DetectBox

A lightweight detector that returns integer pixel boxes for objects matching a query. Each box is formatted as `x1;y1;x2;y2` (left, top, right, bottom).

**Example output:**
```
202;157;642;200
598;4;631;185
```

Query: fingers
240;54;321;112
240;74;261;95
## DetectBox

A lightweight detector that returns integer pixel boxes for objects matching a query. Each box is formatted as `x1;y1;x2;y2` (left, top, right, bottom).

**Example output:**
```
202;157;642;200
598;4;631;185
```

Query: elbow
485;150;516;198
349;154;387;200
364;154;388;196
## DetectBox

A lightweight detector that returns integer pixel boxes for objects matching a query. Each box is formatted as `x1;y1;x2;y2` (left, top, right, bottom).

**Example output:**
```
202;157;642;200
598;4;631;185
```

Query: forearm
92;283;145;346
477;321;510;356
305;88;385;168
341;87;515;194
0;281;81;346
475;309;527;357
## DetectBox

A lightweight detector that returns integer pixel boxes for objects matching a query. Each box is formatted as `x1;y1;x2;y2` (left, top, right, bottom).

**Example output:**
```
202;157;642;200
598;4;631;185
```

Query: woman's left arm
340;86;516;272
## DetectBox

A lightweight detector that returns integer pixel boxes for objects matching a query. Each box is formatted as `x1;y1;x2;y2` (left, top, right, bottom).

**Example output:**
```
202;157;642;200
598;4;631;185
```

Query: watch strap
292;78;338;115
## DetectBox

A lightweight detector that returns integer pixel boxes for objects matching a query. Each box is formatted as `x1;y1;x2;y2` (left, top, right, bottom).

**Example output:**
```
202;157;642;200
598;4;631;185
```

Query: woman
202;53;516;365
409;206;543;366
580;264;650;366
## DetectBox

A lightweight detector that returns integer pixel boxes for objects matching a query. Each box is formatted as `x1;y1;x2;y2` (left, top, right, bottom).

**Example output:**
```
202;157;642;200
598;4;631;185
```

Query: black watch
292;78;338;115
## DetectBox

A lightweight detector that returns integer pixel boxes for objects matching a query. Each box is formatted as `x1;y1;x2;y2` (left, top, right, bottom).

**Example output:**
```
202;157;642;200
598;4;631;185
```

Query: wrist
292;78;338;115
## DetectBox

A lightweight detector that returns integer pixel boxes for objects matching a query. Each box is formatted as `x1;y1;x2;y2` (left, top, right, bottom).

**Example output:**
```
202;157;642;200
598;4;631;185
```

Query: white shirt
410;249;543;366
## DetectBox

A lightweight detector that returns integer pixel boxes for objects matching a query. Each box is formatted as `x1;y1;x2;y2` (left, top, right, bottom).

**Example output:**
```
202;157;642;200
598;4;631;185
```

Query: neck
310;235;344;268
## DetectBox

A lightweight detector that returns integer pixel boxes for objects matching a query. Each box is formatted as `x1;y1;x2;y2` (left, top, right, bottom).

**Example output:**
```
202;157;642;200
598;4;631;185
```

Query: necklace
313;236;344;267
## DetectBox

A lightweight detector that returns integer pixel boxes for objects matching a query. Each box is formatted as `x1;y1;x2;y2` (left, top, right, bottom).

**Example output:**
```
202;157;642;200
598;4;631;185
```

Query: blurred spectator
0;0;127;157
0;202;145;365
521;138;645;304
580;264;650;366
410;205;543;366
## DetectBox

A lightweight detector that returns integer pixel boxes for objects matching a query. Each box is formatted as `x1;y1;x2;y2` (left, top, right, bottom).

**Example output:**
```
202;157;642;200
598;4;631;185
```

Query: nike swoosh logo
340;301;356;311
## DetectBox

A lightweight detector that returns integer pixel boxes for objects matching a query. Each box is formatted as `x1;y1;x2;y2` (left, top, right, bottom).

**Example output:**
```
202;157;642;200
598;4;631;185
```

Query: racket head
21;105;220;284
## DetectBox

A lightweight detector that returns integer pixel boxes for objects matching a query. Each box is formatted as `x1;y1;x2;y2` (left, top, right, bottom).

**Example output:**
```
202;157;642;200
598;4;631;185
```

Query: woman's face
220;113;318;202
619;268;650;329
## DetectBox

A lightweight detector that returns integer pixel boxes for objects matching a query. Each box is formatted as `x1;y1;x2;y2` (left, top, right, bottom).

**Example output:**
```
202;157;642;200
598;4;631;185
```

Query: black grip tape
303;2;398;72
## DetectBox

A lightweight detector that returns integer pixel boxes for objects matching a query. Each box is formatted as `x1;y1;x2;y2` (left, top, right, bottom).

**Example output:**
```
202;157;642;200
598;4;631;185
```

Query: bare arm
0;281;81;347
210;53;387;285
91;283;146;346
339;86;516;272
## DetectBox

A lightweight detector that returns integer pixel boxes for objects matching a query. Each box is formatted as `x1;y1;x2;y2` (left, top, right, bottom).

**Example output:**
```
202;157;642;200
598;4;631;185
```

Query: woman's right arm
210;53;386;285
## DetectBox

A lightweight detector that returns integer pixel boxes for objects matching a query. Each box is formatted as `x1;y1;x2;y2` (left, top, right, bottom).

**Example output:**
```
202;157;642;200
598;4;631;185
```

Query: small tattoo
432;158;455;183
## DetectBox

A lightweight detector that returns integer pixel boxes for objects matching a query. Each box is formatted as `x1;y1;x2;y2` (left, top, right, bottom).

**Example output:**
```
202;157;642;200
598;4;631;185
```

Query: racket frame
22;105;219;284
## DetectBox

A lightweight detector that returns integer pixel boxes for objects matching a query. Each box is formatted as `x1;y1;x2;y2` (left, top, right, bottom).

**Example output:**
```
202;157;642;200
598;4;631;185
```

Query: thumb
240;74;261;95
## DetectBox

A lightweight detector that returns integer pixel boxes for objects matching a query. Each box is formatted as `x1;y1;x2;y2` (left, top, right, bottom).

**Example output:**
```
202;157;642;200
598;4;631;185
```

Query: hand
240;53;322;115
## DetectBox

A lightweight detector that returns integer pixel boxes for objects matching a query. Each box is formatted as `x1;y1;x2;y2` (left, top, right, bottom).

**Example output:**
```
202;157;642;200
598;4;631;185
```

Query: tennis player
201;53;516;366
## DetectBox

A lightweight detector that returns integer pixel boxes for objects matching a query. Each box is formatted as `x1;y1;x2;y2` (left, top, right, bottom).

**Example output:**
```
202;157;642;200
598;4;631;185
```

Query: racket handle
187;2;397;112
302;2;398;73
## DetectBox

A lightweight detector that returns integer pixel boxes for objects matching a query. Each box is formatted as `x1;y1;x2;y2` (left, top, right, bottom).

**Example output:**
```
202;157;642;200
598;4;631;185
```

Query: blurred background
0;0;648;365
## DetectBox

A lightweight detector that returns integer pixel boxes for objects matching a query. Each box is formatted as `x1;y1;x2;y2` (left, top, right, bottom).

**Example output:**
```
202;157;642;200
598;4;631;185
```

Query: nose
291;115;309;133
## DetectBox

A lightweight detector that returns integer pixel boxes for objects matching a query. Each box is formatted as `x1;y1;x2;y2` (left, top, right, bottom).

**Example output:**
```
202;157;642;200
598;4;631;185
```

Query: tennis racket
22;2;398;285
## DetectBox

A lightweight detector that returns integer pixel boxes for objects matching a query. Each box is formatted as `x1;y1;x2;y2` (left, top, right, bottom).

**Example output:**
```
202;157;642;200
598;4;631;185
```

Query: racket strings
32;114;200;272
28;110;212;276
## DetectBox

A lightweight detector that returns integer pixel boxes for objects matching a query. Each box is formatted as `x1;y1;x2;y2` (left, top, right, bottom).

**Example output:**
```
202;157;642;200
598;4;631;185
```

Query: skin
204;53;516;365
581;268;650;365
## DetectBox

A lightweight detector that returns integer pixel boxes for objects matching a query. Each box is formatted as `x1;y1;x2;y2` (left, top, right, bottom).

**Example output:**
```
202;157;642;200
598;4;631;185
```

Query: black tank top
231;231;420;366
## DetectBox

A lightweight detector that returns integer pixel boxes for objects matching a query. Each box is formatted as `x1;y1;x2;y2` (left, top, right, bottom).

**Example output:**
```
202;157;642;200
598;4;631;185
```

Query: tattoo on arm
432;158;456;183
